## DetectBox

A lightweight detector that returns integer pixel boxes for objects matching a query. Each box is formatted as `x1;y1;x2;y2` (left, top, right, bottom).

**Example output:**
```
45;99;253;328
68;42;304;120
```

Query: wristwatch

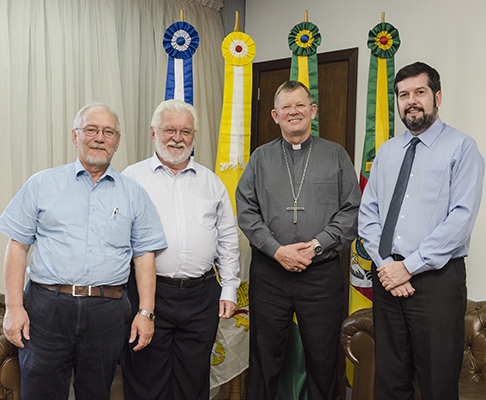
311;238;323;256
138;309;156;322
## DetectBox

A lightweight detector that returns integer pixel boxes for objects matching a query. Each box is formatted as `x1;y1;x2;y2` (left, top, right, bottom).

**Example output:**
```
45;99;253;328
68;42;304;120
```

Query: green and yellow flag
277;16;322;400
288;20;321;136
348;18;400;384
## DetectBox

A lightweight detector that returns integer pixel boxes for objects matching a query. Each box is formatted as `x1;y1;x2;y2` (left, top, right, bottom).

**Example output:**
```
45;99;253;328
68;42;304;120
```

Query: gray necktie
378;137;421;259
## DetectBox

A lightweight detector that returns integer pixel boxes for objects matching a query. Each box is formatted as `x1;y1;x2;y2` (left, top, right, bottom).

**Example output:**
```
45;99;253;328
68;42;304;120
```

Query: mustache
405;105;424;114
168;142;185;149
89;145;106;150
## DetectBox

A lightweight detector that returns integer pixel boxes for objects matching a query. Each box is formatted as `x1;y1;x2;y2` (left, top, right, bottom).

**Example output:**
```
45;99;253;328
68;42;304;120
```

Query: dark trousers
372;257;467;400
246;250;344;400
121;269;221;400
19;281;131;400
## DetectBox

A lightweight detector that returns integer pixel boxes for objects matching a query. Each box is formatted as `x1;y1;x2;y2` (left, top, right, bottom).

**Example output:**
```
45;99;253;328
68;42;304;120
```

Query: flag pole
180;9;184;22
234;11;241;32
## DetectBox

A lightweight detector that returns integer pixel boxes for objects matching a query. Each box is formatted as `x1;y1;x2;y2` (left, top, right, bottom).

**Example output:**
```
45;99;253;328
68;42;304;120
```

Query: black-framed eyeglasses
75;126;118;138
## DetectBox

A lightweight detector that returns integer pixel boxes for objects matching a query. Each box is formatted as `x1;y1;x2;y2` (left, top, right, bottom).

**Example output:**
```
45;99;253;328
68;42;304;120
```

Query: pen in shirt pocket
111;207;119;221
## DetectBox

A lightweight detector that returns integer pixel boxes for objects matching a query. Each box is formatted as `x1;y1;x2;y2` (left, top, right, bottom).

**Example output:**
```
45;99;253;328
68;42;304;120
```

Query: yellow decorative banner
216;31;255;214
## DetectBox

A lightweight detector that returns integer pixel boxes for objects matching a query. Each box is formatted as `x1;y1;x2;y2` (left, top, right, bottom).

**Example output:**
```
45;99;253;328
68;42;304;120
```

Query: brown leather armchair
341;299;486;400
0;336;20;400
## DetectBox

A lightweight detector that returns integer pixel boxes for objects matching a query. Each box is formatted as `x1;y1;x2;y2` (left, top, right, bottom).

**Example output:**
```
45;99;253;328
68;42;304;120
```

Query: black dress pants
372;257;467;400
246;250;344;400
121;269;221;400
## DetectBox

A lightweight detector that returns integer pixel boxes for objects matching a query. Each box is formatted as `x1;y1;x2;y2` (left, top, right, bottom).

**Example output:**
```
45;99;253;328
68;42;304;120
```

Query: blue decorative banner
163;21;199;104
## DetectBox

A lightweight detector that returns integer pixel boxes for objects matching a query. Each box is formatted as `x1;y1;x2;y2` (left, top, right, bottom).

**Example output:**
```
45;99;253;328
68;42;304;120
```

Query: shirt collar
282;134;312;150
150;152;197;175
403;116;444;148
74;159;115;183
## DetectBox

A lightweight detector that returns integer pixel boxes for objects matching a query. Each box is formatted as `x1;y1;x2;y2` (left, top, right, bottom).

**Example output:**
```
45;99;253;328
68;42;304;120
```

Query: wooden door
251;47;358;159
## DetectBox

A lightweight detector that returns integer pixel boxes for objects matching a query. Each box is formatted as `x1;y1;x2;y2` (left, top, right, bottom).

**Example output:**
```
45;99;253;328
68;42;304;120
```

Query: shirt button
405;195;409;198
410;173;413;177
397;236;401;240
400;215;404;218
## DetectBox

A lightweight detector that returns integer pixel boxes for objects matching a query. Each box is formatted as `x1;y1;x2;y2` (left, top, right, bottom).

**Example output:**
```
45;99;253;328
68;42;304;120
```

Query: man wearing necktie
359;62;484;400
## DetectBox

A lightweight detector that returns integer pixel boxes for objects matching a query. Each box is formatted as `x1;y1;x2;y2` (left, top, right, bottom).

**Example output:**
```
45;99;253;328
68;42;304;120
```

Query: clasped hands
274;242;315;273
377;260;415;298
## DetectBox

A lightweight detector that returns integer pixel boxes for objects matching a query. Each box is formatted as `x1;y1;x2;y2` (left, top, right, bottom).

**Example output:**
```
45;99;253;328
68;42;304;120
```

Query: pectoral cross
287;200;304;224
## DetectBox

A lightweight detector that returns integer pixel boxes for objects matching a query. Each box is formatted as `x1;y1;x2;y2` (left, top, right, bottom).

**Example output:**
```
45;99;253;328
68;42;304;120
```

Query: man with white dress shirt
121;99;240;400
359;62;484;400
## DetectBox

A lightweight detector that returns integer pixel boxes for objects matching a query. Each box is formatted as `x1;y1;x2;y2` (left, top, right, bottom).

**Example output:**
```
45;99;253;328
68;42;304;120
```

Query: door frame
251;47;358;160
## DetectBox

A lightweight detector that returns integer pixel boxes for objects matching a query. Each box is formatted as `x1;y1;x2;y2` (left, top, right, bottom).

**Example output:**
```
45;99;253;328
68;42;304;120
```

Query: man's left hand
377;261;412;291
129;313;155;352
219;300;236;319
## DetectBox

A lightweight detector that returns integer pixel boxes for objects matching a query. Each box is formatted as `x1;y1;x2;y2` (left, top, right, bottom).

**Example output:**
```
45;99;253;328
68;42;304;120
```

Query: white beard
155;135;193;165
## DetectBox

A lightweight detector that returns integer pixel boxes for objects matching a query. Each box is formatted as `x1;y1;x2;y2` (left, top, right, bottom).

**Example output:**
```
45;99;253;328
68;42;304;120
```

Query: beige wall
246;0;486;300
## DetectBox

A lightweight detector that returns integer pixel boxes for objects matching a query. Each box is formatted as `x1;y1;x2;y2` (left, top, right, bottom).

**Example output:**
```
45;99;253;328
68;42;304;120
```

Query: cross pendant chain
282;139;313;224
287;199;305;224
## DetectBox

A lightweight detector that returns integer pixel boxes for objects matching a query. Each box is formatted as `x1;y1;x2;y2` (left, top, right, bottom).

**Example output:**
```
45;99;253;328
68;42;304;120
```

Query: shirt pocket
419;169;449;203
196;198;219;230
109;215;132;248
311;181;338;205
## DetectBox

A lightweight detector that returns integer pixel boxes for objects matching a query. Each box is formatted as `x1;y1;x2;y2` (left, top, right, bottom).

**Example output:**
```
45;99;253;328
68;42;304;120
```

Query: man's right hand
274;243;313;272
390;281;415;298
3;306;30;348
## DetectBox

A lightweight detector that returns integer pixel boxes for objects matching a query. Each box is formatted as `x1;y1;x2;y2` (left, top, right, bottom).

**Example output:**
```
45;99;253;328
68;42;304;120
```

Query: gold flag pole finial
304;10;308;22
234;11;241;32
180;10;184;22
381;12;385;23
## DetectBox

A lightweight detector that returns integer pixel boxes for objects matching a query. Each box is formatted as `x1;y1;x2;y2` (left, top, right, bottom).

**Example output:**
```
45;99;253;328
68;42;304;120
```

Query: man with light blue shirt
120;99;240;400
359;62;484;400
0;103;167;400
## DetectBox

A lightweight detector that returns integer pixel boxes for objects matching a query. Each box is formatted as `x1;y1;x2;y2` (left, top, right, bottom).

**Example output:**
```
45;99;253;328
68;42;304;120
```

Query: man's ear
271;109;279;125
435;90;442;108
72;130;78;147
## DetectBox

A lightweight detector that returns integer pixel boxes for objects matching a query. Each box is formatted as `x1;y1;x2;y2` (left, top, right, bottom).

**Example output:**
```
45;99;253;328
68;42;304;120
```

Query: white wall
246;0;486;300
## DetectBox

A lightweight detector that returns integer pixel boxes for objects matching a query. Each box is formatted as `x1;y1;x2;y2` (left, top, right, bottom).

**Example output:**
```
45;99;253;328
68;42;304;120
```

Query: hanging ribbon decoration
163;19;199;104
288;16;321;136
347;15;400;387
215;21;255;214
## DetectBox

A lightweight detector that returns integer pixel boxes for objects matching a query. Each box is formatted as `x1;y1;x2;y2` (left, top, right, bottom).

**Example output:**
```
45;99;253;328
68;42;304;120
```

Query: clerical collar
282;135;312;151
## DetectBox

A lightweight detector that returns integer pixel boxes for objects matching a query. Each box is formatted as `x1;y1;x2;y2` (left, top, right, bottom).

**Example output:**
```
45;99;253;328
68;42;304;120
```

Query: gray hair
150;99;199;132
274;80;314;109
73;103;121;133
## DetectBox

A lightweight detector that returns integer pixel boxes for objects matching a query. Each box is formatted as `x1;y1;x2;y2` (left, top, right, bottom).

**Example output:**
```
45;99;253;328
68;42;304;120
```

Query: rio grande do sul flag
348;18;400;385
288;20;321;136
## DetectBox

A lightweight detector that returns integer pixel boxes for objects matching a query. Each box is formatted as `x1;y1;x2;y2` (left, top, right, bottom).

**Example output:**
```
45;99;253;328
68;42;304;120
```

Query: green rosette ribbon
288;22;322;56
367;22;400;59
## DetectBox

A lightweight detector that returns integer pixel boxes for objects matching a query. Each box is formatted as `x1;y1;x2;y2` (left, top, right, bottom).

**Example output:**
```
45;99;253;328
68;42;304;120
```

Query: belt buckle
72;285;91;297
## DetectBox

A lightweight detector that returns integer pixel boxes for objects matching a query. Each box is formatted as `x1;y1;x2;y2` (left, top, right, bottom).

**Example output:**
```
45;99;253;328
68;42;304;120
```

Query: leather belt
35;282;123;299
392;254;464;262
156;269;215;288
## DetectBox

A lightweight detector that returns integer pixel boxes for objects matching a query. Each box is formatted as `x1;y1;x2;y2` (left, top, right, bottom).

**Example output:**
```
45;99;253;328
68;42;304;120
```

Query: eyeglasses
158;128;195;137
75;126;118;138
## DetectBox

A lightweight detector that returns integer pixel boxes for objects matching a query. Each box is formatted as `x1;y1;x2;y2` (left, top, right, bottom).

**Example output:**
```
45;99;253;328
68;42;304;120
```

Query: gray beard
155;137;193;165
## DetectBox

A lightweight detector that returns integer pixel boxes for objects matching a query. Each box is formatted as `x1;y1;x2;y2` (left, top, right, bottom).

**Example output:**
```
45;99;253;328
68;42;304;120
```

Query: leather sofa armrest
341;307;375;400
0;336;21;400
